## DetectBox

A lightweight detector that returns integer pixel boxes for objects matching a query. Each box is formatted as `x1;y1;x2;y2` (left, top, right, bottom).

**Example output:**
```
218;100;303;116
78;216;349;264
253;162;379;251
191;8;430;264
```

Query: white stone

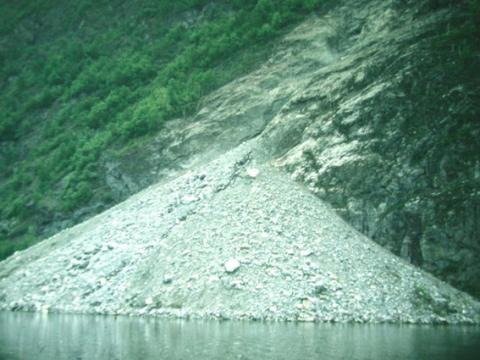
182;194;199;203
246;168;260;178
301;250;313;257
224;258;241;273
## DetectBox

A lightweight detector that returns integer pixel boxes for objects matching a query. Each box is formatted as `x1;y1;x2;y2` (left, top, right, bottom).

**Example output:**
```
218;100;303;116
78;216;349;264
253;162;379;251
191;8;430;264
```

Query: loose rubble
0;142;478;324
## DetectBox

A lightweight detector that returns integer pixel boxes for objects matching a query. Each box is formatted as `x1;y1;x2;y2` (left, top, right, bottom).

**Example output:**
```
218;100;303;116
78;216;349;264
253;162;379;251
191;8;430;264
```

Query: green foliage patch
0;0;327;258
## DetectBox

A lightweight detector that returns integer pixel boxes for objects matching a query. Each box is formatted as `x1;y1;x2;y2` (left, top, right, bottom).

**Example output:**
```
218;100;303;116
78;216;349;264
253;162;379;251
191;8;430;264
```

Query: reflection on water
0;312;479;360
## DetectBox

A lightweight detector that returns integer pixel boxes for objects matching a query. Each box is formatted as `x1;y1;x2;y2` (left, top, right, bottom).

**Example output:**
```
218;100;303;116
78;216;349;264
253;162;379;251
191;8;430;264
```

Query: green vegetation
412;285;458;316
412;285;436;309
0;0;329;258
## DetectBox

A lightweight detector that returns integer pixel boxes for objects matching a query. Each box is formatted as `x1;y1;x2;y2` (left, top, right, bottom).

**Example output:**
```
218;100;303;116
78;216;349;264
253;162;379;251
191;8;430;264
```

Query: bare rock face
258;1;480;297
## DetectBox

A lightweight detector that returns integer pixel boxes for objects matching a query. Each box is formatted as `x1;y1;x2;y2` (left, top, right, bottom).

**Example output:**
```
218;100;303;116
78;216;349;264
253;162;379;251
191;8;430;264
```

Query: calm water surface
0;312;479;360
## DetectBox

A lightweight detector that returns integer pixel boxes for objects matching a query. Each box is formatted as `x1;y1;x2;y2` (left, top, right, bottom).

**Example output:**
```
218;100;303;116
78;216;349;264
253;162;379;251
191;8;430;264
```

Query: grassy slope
0;0;328;258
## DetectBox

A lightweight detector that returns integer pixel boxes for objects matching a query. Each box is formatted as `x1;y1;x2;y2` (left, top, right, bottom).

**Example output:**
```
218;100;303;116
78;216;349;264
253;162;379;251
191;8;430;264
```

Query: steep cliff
263;0;480;297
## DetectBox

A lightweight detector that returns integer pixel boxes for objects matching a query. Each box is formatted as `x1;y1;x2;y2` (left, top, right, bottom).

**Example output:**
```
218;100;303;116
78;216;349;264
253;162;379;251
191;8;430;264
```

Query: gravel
0;141;479;323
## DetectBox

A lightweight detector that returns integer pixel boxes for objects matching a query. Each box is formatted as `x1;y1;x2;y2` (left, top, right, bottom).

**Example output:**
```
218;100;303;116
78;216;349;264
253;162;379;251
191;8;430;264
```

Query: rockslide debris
0;142;479;323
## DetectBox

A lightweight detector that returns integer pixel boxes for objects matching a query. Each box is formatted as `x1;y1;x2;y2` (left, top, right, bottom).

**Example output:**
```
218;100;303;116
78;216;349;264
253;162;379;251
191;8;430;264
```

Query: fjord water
0;313;479;360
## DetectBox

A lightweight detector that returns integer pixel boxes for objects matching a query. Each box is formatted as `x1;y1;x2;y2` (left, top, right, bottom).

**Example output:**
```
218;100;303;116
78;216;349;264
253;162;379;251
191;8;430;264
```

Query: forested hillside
0;0;328;258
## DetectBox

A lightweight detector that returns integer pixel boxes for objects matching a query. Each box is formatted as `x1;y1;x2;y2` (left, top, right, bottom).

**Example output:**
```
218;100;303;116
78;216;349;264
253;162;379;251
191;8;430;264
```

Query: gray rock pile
0;142;478;323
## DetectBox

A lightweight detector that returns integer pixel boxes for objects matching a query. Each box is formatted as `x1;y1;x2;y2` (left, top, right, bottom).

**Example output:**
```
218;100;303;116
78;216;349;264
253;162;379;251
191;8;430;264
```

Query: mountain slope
82;0;480;297
0;0;479;316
